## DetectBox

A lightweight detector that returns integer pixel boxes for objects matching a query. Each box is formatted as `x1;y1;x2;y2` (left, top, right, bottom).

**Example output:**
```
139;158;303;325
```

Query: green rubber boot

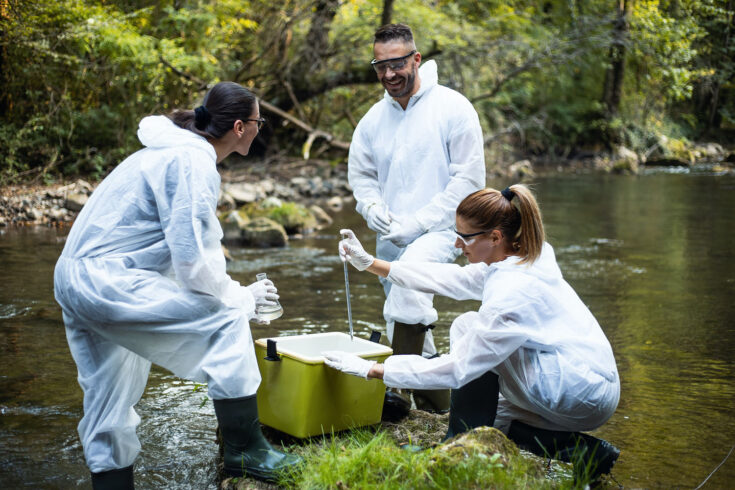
213;395;302;482
91;465;134;490
444;370;500;440
507;420;620;486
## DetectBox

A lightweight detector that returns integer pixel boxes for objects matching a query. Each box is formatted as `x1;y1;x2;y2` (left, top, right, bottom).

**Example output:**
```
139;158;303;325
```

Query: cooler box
254;332;392;438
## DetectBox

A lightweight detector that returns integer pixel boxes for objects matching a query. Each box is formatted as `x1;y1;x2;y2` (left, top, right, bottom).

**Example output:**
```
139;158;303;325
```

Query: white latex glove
366;203;392;235
338;229;374;271
322;350;376;379
381;215;424;248
246;278;279;307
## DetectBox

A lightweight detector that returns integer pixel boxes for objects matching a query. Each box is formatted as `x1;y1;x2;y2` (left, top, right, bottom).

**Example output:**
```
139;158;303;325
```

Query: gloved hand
339;229;375;271
246;278;279;307
366;203;392;235
322;350;376;379
381;215;424;248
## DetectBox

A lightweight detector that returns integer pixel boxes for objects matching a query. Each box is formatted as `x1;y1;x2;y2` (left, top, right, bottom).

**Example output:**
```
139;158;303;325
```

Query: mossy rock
239;201;318;235
437;426;522;467
660;137;695;164
240;217;288;248
611;158;639;174
220;209;251;244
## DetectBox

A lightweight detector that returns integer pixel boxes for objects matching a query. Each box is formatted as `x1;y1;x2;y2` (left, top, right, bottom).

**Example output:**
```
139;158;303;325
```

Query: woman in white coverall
54;82;300;489
326;185;621;483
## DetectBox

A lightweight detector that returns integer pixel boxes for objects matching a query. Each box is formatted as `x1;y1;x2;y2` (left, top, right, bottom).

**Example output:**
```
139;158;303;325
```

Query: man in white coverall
348;23;485;413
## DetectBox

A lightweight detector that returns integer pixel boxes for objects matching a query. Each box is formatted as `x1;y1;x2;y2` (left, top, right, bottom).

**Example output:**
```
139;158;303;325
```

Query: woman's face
234;102;261;156
454;215;502;265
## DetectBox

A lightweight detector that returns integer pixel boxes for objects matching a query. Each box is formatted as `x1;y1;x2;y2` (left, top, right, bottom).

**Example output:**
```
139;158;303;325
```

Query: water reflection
1;173;734;488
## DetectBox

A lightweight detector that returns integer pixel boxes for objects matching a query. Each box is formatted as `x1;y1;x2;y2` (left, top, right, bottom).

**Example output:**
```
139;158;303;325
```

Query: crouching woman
326;185;620;482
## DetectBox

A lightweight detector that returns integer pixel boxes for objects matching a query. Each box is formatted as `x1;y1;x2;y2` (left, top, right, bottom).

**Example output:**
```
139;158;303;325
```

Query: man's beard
383;64;417;98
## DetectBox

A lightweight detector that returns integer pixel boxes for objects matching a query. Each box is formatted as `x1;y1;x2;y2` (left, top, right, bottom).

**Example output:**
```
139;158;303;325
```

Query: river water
1;170;734;488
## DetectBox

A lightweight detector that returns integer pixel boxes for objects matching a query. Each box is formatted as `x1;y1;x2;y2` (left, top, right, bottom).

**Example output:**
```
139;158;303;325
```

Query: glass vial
255;272;283;321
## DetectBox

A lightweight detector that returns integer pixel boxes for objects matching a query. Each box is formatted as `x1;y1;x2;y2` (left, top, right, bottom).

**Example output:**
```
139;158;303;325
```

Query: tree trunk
601;0;628;116
381;0;394;26
301;0;340;72
0;0;9;117
707;1;733;129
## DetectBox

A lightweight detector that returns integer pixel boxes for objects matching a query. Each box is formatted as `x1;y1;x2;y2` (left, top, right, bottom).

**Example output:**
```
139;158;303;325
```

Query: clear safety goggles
454;227;493;246
370;50;416;73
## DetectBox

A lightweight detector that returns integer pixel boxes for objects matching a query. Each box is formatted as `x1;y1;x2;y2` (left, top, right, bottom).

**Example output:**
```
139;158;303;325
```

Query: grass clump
277;427;568;490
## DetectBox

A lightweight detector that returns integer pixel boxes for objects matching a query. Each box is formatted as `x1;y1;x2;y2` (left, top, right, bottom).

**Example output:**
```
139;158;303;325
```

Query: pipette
342;233;354;341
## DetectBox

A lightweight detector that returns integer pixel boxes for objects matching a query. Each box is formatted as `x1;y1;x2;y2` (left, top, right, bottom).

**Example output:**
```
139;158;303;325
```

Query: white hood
137;115;215;160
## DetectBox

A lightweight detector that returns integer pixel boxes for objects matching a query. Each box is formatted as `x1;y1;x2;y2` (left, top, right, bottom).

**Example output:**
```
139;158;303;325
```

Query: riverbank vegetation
223;413;589;489
1;0;733;184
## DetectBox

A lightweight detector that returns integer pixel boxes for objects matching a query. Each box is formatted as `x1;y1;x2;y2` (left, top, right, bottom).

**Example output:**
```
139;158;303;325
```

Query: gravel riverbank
0;159;353;228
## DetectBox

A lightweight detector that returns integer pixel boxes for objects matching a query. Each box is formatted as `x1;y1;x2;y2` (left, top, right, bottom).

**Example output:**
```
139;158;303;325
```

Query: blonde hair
456;185;545;264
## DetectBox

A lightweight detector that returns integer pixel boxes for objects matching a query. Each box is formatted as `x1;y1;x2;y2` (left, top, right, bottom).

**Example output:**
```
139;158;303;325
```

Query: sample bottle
255;272;283;321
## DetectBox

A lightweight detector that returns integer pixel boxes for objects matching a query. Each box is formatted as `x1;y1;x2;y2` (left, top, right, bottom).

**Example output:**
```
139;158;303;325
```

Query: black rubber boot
507;420;620;486
91;465;134;490
413;387;451;413
444;370;500;440
391;321;427;355
213;395;302;482
389;322;451;414
382;322;426;420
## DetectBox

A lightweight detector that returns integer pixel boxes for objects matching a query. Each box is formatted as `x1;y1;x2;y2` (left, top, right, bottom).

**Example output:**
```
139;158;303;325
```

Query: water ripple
0;304;33;319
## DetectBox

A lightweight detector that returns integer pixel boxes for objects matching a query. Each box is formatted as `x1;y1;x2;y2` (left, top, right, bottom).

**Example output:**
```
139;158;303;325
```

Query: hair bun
194;105;211;130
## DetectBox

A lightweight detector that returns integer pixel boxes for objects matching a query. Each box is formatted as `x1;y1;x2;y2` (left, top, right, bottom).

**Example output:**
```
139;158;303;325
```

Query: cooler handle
264;339;281;361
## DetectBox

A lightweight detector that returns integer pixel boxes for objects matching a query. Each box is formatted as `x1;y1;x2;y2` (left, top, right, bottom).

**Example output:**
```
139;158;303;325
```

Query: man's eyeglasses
246;117;267;130
454;227;493;246
370;50;416;74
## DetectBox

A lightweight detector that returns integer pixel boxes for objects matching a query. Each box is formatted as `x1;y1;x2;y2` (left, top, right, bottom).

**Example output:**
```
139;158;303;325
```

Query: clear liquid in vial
254;272;283;321
256;304;283;321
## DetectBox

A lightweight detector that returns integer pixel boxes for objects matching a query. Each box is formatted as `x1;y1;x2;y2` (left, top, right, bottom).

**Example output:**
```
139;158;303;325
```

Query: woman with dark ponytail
328;184;621;484
54;82;300;489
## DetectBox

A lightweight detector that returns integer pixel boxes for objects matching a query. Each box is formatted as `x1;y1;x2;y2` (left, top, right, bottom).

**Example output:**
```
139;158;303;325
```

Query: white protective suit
381;243;620;433
348;60;485;354
54;116;261;473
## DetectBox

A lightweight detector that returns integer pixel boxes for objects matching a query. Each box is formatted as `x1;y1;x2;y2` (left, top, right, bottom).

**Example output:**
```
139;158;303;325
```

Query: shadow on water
1;172;734;488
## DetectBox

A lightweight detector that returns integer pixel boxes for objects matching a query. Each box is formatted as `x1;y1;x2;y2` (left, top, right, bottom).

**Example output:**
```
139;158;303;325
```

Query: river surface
1;170;734;488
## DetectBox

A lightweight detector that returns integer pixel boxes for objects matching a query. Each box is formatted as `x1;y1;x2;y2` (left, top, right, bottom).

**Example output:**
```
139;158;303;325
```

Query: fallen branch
258;98;350;158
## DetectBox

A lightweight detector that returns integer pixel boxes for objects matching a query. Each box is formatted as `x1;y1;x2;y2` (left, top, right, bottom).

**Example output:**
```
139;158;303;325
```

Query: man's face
372;41;420;99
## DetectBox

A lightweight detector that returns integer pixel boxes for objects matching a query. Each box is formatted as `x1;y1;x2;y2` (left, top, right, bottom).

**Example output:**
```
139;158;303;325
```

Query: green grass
274;428;571;490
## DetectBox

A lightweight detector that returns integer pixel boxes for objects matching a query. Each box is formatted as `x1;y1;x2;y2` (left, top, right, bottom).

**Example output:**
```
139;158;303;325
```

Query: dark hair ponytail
170;81;256;140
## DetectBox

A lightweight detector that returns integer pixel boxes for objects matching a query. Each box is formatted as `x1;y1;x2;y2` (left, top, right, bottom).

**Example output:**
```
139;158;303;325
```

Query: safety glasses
454;227;493;246
245;117;267;130
370;50;416;73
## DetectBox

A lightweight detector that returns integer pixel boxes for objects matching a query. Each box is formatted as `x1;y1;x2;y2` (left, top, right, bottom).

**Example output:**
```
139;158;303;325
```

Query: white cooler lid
255;332;393;364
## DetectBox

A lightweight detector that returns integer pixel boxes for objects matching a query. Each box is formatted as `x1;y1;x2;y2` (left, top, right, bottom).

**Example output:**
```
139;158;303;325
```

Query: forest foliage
1;0;733;183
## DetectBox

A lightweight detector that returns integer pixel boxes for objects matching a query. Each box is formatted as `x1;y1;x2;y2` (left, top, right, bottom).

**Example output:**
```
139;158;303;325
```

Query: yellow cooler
254;332;392;438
